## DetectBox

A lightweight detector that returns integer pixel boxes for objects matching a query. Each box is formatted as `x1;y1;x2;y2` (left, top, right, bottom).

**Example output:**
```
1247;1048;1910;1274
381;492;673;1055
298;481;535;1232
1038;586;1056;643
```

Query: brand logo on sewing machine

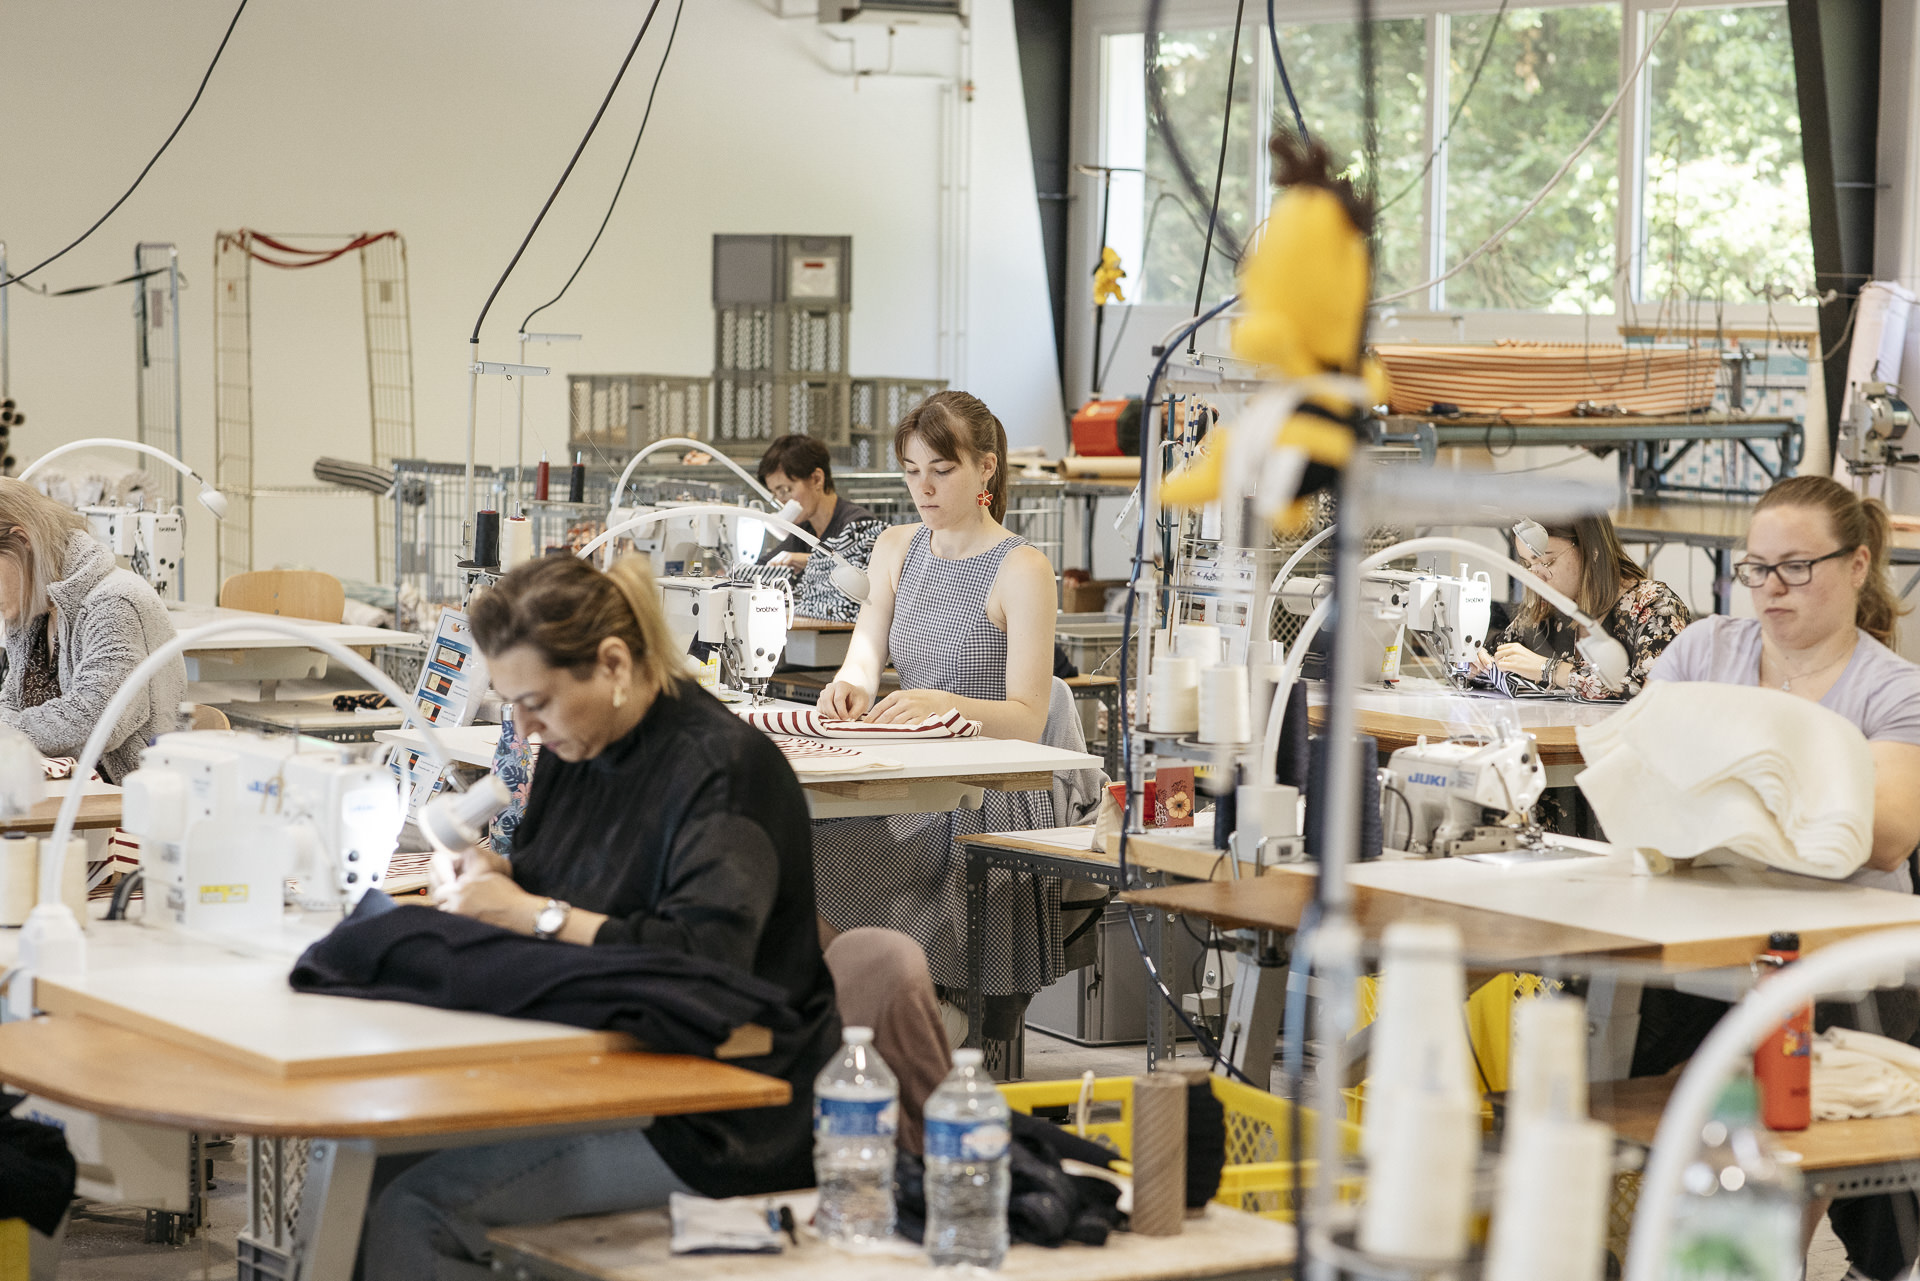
1407;771;1451;788
246;778;282;799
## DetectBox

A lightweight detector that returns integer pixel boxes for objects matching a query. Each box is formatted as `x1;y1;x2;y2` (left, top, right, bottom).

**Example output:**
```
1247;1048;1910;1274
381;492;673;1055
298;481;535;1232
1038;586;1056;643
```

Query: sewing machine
611;503;743;579
82;504;183;596
1838;380;1915;478
1381;728;1546;857
1283;567;1493;686
657;576;793;700
120;731;403;935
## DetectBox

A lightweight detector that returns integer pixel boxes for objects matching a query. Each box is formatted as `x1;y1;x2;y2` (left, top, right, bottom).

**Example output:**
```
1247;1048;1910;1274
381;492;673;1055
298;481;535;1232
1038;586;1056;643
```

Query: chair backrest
219;570;345;623
188;704;231;732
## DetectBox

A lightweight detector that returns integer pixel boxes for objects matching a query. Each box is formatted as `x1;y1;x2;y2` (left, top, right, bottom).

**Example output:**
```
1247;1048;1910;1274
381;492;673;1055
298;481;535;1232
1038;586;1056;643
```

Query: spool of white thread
1173;623;1222;666
1483;1117;1613;1281
502;516;536;570
1148;658;1200;735
1357;1089;1480;1262
0;834;36;927
1364;921;1474;1161
1507;995;1590;1125
57;838;86;922
1197;664;1251;744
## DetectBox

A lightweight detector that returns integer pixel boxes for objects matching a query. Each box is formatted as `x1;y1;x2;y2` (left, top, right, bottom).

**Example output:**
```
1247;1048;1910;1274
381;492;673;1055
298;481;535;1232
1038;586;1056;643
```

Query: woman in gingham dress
817;392;1063;1013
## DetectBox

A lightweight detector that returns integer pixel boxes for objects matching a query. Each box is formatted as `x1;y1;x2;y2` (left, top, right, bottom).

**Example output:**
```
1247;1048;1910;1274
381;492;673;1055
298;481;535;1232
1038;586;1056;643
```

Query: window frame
1066;0;1816;399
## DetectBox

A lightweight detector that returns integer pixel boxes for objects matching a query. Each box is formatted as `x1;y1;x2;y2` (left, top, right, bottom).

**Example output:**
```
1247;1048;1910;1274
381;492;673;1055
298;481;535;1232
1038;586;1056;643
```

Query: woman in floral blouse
1472;512;1691;701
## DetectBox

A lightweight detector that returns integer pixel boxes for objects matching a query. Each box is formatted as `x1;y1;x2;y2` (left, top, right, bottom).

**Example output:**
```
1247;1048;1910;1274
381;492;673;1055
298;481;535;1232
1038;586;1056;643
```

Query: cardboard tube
0;835;36;926
1130;1072;1187;1236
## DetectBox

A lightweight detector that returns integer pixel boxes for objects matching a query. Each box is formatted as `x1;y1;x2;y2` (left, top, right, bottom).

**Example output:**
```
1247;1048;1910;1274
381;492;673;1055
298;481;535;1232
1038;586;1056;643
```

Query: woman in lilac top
1647;474;1920;892
1639;474;1920;1281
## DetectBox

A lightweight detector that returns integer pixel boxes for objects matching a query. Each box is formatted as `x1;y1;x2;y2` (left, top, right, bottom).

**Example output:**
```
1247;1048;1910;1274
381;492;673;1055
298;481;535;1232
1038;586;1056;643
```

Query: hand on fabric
1469;645;1495;676
773;551;811;570
437;868;541;935
1492;643;1552;684
819;680;872;721
864;687;959;726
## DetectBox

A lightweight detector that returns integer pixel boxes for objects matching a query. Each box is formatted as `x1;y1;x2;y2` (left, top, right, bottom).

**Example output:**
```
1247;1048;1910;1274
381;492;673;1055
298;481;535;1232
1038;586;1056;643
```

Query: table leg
292;1137;377;1281
964;852;986;1053
1144;907;1173;1070
1712;547;1734;616
1584;970;1643;1083
1082;496;1096;573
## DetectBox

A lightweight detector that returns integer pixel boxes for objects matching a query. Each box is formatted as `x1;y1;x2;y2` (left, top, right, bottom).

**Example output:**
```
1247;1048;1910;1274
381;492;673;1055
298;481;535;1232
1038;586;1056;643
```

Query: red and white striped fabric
769;736;900;775
737;706;982;741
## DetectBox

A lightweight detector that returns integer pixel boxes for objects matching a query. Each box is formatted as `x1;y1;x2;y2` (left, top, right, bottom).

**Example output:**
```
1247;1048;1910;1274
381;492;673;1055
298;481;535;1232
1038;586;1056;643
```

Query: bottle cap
842;1026;874;1046
952;1048;984;1068
1768;931;1800;951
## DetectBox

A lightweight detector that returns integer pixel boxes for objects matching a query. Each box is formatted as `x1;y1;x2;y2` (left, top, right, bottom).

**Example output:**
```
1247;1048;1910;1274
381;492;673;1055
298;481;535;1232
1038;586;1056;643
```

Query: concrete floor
44;1030;1876;1279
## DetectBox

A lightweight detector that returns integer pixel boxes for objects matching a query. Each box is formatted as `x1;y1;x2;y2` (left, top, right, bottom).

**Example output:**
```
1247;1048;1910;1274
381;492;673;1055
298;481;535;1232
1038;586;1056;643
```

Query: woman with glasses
746;435;884;623
1470;512;1690;700
1637;474;1920;1281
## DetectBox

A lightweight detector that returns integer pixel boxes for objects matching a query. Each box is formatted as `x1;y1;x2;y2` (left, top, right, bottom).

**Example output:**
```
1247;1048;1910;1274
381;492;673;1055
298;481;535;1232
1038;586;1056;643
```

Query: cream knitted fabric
1575;681;1873;878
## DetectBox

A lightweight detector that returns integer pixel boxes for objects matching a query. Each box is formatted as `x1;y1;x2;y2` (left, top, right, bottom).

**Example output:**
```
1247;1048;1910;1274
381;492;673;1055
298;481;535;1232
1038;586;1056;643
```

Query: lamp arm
20;438;209;488
36;619;454;906
579;503;834;563
609;439;781;515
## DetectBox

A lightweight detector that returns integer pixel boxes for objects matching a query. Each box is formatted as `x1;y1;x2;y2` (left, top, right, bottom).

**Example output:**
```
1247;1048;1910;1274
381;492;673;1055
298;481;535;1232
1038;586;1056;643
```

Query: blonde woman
0;478;182;782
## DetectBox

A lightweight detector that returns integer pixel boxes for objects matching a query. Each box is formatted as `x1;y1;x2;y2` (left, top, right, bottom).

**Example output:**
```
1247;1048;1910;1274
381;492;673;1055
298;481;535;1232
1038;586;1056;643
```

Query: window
1269;19;1429;301
1444;5;1622;312
1093;0;1813;321
1637;3;1812;305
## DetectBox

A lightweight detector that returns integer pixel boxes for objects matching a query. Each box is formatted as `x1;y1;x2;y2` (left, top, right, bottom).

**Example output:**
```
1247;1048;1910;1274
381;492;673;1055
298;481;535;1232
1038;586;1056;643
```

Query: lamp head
829;560;871;604
197;483;230;519
1577;631;1631;692
1512;519;1550;560
775;498;805;527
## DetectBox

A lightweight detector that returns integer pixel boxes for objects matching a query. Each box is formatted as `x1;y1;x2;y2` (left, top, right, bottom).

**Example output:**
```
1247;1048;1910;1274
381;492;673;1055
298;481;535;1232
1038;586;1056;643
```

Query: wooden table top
0;1015;789;1139
1307;704;1585;765
0;779;122;835
789;616;854;632
489;1198;1294;1280
1611;499;1920;558
1123;872;1657;967
1593;1074;1920;1174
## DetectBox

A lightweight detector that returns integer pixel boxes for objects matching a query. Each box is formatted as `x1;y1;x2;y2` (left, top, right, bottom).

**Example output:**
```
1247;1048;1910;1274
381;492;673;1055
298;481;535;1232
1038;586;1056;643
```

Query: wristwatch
532;898;572;941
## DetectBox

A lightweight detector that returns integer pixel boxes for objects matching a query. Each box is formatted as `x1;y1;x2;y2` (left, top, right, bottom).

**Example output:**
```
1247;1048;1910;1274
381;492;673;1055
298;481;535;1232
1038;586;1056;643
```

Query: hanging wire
1190;0;1250;336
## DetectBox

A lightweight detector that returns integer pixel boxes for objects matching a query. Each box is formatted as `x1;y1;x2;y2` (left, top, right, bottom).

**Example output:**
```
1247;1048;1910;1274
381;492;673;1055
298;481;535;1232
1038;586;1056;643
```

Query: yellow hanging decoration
1093;247;1127;306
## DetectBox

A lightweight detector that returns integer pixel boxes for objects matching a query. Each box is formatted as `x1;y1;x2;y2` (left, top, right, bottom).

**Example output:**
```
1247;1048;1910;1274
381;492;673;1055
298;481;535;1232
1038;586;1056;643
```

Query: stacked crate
848;377;947;468
567;373;712;459
712;235;853;452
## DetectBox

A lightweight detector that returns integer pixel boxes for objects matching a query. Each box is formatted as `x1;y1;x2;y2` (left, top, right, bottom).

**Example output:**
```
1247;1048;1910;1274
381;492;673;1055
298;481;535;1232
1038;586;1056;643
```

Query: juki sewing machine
1282;567;1493;686
658;576;793;702
1380;725;1547;857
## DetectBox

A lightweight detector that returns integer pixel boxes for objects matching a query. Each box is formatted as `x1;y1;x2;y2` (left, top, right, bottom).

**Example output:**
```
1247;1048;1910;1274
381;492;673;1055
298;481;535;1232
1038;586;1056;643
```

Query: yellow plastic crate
998;1074;1361;1222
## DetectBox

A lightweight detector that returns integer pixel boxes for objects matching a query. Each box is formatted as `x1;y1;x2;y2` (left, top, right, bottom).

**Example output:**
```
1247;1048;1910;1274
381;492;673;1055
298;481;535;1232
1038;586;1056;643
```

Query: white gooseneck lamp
19;438;229;518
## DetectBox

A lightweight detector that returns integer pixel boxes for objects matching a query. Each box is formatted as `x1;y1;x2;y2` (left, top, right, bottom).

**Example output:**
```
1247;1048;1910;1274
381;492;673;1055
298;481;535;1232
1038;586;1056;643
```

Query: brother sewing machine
1282;566;1493;686
658;576;793;702
1380;726;1547;858
82;504;184;596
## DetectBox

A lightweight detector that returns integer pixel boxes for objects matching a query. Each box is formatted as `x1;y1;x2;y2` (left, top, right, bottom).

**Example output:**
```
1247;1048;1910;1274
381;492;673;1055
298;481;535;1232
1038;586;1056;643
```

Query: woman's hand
436;869;542;934
1492;643;1552;684
865;687;959;726
773;551;812;570
1469;646;1495;676
426;844;511;898
819;680;872;721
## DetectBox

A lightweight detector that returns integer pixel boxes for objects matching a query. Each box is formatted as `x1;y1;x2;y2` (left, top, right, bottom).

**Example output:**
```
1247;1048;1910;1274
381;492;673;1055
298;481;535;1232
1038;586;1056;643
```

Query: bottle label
926;1118;1011;1162
814;1096;898;1138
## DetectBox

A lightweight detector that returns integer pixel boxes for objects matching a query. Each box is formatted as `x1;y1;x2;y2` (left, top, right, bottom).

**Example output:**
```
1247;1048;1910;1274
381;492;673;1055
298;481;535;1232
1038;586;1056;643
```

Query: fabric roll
1130;1072;1187;1236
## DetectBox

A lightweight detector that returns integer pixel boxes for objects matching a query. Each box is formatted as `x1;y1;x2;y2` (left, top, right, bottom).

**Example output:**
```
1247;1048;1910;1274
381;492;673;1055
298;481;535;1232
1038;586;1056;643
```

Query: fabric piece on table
1813;1027;1920;1120
1575;681;1874;879
767;735;899;775
737;706;980;740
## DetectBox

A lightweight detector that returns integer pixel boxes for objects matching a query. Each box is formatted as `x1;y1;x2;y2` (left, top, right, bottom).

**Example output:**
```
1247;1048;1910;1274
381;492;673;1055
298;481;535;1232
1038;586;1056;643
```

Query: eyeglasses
1731;547;1852;588
1524;547;1570;575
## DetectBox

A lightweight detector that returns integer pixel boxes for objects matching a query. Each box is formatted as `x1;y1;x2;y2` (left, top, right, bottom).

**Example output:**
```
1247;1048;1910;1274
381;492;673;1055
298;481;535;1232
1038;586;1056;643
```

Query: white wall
0;0;1063;599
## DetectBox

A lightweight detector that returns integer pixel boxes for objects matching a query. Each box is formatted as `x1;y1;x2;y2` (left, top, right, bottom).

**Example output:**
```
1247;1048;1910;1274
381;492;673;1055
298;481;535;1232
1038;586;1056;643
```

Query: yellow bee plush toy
1159;133;1391;528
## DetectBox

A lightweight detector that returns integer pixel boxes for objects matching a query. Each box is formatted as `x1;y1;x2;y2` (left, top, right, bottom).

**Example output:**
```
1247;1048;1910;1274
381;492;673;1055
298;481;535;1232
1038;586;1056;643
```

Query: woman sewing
1637;474;1920;1281
1471;512;1689;700
747;434;884;623
0;478;183;783
815;390;1065;1036
361;555;841;1280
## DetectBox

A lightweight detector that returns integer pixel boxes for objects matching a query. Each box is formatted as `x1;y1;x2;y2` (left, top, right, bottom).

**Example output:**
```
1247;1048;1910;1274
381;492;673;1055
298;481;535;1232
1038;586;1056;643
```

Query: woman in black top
360;555;839;1281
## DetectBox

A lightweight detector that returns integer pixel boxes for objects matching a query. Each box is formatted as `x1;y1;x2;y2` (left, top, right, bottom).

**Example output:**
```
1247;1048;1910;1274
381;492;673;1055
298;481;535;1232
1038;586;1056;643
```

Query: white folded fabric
736;706;981;741
1575;681;1873;878
1813;1027;1920;1119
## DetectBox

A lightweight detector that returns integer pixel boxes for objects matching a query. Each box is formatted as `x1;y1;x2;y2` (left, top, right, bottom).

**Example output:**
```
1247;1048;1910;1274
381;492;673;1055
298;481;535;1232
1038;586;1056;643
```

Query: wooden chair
187;704;230;732
218;570;345;624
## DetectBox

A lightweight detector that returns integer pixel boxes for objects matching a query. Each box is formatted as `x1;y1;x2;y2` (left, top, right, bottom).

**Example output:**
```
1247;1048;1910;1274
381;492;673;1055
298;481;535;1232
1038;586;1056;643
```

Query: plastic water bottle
923;1048;1012;1269
813;1025;898;1249
1666;1072;1804;1281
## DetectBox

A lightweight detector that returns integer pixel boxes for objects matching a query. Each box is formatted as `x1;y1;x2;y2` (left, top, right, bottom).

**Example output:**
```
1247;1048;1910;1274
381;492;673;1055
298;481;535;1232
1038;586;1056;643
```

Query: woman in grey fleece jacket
0;479;185;782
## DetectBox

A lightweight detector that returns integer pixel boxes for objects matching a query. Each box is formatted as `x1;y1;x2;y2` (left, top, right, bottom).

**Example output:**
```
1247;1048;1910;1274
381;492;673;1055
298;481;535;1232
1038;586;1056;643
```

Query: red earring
976;490;992;508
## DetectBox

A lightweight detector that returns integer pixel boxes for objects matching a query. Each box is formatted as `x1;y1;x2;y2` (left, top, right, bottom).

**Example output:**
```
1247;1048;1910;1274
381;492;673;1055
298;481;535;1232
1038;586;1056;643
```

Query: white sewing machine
1381;728;1546;858
611;503;744;580
1283;567;1493;686
120;731;402;935
658;576;793;700
82;504;184;596
1838;380;1915;478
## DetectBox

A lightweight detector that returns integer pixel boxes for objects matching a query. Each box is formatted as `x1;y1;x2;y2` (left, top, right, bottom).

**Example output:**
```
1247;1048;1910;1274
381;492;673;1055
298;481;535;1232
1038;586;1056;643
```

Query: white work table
167;602;420;686
376;716;1100;820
